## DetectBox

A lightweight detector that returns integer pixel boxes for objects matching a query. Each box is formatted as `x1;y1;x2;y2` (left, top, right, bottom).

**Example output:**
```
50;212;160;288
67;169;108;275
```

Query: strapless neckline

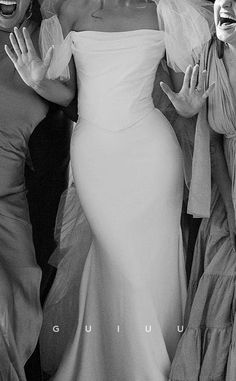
69;28;164;42
71;29;162;35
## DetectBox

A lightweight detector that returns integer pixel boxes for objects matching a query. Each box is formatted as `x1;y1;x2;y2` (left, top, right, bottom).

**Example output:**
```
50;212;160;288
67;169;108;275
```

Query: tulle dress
170;36;236;381
38;1;212;380
0;23;48;380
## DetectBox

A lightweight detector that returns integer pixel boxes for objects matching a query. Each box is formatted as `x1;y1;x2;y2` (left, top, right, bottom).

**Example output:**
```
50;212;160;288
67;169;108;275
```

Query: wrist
30;77;46;92
177;109;197;118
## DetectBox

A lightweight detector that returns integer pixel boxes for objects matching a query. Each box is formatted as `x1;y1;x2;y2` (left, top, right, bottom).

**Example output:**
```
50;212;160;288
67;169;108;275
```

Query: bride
5;0;213;379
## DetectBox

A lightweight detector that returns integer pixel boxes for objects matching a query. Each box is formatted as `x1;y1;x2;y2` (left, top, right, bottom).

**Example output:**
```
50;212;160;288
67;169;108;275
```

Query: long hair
31;0;42;24
92;0;152;19
30;0;42;24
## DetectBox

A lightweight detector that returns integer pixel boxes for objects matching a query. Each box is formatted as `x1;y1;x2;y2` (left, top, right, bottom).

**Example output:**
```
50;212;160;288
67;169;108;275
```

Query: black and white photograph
0;0;236;380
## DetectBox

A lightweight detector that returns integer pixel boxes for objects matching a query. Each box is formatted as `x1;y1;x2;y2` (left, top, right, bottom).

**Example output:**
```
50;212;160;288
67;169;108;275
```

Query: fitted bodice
71;30;165;131
41;2;212;131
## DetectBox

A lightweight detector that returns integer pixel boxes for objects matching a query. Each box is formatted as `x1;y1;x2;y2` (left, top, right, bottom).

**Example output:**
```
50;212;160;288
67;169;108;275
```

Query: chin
216;26;236;45
0;0;29;31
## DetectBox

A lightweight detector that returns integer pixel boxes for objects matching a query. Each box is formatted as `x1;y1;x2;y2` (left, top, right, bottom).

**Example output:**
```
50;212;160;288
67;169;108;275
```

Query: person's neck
0;29;11;53
102;0;123;9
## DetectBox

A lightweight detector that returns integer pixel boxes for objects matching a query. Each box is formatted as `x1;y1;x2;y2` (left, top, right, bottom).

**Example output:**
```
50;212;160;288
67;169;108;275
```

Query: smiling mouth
219;16;236;27
0;1;17;17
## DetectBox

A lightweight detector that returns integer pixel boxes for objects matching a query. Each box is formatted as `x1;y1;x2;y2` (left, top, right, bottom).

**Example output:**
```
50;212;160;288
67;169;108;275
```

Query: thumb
202;82;215;99
160;81;176;102
43;45;54;71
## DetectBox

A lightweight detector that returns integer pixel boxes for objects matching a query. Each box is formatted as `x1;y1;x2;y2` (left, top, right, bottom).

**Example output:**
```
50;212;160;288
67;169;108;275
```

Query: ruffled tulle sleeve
155;0;213;72
39;14;72;80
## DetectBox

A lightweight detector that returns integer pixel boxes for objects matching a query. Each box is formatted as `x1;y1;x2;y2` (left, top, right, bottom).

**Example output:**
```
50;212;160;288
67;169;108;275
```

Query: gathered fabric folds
0;27;48;378
170;36;236;381
0;215;42;381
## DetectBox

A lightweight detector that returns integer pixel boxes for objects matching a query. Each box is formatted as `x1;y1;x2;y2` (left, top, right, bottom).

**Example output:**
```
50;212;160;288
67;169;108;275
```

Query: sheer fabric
39;0;212;78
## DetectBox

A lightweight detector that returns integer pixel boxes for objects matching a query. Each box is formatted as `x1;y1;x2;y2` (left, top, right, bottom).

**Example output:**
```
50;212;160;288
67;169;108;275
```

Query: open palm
5;27;53;87
160;64;215;118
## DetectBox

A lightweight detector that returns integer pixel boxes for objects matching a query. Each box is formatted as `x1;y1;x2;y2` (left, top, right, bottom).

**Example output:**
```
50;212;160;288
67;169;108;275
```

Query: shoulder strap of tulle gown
153;0;213;72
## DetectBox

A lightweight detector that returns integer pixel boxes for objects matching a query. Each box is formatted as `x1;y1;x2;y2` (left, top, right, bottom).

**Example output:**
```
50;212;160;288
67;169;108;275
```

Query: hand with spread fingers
160;64;215;118
5;26;53;87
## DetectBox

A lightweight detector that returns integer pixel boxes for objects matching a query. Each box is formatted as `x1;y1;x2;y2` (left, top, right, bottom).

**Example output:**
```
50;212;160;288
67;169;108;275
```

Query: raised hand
160;64;215;118
5;27;53;87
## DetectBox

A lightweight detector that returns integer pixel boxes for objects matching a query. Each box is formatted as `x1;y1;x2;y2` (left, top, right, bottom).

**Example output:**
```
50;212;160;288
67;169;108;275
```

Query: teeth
0;1;17;4
219;15;236;26
220;15;236;22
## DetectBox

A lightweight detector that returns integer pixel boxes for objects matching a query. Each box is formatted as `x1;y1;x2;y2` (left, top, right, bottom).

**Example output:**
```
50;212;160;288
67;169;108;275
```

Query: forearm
31;77;75;107
210;134;233;210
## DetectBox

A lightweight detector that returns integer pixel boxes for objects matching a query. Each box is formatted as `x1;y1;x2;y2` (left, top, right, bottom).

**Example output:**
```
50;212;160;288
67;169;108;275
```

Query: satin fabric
40;23;187;381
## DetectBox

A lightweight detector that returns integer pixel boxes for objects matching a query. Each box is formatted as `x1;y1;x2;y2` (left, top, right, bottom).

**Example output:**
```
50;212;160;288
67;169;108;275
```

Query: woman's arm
5;23;76;107
164;66;236;248
160;65;215;118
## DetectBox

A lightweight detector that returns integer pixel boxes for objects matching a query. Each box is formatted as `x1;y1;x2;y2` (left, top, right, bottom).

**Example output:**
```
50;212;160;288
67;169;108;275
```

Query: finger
202;82;215;99
230;232;236;252
9;32;21;58
198;70;207;92
14;26;27;54
22;27;36;55
190;64;199;93
182;65;193;91
43;46;54;70
160;81;176;102
4;44;17;64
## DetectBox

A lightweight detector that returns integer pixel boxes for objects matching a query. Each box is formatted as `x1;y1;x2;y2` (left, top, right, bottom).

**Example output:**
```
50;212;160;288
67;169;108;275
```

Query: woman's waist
73;108;180;155
77;98;155;132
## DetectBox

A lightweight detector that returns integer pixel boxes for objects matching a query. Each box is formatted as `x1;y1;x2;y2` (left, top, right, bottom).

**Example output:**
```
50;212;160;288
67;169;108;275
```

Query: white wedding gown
38;1;212;380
